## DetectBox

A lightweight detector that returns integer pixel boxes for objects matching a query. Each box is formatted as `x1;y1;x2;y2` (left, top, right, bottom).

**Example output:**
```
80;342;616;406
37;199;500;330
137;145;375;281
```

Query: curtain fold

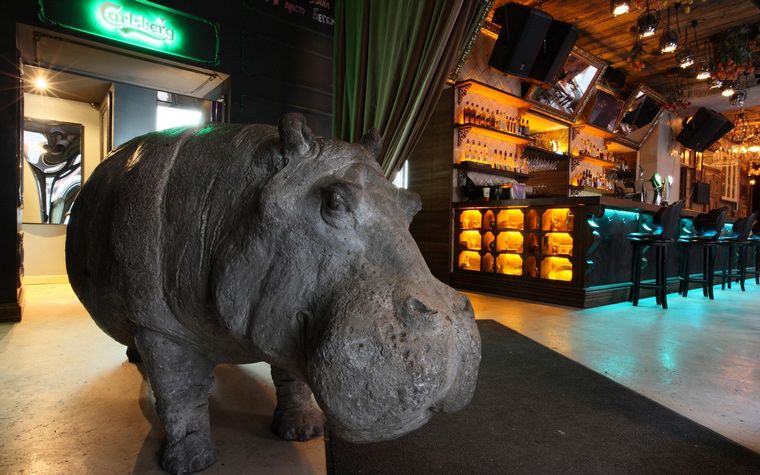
333;0;488;178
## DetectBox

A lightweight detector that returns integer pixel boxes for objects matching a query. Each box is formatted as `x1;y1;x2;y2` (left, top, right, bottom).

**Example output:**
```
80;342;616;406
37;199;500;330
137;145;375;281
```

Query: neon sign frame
37;0;220;65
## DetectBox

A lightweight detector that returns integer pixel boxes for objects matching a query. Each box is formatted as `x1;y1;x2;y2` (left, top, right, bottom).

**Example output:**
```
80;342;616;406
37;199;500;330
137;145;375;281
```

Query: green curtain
333;0;488;178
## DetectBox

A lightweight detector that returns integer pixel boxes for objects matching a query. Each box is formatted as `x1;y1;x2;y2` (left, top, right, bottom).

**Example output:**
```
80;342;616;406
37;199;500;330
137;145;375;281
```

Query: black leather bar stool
677;207;727;299
628;200;685;309
717;212;758;291
745;220;760;285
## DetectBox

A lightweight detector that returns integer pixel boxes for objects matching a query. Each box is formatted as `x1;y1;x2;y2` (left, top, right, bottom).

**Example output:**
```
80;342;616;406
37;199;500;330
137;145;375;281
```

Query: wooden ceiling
490;0;760;103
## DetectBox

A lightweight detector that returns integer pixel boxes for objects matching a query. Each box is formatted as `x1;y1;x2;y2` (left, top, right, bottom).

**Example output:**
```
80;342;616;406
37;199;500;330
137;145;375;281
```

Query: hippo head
213;114;481;443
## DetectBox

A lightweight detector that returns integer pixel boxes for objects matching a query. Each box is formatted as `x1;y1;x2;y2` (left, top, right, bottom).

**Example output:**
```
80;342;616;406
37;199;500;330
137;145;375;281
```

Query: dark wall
113;83;158;147
0;0;334;315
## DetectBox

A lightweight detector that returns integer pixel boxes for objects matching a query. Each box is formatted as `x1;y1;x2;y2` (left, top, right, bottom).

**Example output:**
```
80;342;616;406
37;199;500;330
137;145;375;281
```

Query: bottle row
459;102;530;136
459;140;528;173
457;252;573;281
573;169;616;191
458;230;573;256
459;208;575;233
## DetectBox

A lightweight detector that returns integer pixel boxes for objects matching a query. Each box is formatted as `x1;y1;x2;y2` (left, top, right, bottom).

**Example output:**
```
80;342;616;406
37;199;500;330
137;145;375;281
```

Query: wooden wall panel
408;86;455;284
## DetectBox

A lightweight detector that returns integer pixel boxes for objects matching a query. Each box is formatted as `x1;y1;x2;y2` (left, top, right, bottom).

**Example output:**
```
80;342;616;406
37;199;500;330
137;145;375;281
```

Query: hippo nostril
405;297;437;316
461;296;473;314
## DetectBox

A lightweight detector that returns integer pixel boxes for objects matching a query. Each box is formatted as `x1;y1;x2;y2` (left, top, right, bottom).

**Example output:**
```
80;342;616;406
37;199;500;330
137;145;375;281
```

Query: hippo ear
398;188;422;225
359;128;382;158
278;113;319;160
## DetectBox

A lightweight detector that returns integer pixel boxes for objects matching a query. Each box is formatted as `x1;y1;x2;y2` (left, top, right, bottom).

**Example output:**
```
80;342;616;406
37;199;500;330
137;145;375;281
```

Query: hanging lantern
660;27;678;53
721;80;736;97
677;44;695;68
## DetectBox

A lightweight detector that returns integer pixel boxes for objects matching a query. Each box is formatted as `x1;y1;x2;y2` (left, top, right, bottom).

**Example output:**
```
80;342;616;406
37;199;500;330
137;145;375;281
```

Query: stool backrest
731;212;758;241
693;206;728;237
753;219;760;239
653;200;685;239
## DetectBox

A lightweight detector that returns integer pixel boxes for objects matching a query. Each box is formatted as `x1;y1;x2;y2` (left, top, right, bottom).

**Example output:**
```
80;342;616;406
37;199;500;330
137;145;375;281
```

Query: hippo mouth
306;282;481;444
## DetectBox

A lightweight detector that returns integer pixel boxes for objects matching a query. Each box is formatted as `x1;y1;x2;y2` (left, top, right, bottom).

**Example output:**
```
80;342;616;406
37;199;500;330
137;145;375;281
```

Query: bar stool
745;220;760;285
677;207;727;299
628;200;685;309
717;212;758;291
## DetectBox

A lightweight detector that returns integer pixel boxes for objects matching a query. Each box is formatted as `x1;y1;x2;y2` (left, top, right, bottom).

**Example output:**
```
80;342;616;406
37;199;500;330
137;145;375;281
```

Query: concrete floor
1;281;758;474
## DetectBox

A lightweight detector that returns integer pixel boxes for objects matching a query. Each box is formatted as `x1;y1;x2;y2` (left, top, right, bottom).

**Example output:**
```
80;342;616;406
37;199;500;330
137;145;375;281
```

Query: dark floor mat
327;319;760;474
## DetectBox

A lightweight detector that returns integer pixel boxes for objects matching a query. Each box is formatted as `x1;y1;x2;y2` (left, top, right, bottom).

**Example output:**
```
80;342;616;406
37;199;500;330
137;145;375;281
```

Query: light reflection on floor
465;281;760;455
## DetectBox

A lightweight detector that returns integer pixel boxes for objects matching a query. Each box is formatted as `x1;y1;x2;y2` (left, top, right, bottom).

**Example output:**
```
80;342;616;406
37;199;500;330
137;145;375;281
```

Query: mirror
584;88;625;132
23;118;82;224
614;84;666;145
525;47;607;121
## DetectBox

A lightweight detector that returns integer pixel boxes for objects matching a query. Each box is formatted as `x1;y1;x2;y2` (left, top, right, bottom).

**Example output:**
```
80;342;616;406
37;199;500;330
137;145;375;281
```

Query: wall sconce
611;0;631;16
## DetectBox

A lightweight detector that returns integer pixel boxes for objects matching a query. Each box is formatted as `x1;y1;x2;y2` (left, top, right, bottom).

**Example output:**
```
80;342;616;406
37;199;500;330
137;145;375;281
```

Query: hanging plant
661;77;691;113
627;38;646;71
710;25;757;82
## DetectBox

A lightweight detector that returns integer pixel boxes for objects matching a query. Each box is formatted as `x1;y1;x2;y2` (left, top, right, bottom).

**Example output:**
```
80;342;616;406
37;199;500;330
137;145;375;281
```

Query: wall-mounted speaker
676;107;734;152
527;19;578;88
693;182;710;204
602;67;627;89
488;3;552;79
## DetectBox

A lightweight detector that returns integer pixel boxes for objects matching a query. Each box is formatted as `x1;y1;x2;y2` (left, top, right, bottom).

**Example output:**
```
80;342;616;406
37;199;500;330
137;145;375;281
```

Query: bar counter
451;196;733;308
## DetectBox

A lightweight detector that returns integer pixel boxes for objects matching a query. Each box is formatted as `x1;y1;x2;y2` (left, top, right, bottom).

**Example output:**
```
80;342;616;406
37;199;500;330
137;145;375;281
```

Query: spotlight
637;9;659;37
611;0;631;16
695;62;710;80
659;28;678;53
729;91;746;107
677;45;694;68
709;78;723;89
35;78;47;89
721;81;735;97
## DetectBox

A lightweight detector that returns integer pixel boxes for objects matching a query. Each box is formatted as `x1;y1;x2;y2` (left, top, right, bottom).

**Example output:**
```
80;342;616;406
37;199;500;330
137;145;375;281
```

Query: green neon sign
37;0;220;65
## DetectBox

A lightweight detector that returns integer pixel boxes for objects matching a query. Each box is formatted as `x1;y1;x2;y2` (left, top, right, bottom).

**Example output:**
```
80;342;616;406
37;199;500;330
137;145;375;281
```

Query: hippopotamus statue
65;113;481;473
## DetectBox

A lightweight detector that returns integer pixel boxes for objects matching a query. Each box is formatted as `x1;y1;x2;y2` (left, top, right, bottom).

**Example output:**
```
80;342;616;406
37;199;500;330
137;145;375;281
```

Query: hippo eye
326;189;348;212
320;182;358;228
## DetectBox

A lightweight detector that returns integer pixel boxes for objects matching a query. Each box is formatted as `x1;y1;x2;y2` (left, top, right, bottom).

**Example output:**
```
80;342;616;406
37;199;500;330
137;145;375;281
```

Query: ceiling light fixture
611;0;631;16
637;2;660;38
659;7;678;53
677;24;694;68
721;80;736;97
696;60;711;79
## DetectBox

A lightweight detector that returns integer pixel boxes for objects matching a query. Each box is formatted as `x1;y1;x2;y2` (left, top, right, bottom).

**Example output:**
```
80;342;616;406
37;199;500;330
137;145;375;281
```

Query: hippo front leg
134;328;217;474
271;366;326;441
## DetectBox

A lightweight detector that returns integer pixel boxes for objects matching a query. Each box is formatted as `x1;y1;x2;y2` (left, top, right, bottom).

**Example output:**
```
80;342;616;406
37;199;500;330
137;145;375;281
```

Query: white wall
638;111;681;204
22;93;101;279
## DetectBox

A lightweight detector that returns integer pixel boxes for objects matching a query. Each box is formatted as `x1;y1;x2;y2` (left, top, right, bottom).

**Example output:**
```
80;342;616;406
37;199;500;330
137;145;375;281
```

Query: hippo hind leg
271;366;326;441
134;328;217;474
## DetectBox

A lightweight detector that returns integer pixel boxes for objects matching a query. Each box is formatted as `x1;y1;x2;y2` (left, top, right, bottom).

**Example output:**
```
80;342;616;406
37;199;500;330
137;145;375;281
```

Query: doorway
17;23;230;283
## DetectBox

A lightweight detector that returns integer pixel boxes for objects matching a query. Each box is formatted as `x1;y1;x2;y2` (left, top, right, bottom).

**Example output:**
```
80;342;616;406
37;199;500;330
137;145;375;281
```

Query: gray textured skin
65;113;481;474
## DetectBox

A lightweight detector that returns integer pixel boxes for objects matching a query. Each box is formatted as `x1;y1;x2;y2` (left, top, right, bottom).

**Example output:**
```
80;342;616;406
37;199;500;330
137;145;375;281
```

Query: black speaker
693;182;710;204
488;3;553;79
527;19;578;88
676;107;734;152
602;67;627;89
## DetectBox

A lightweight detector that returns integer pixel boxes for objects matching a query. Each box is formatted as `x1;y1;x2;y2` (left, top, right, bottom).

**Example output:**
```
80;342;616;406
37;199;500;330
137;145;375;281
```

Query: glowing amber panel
541;256;572;281
541;208;574;232
495;254;523;275
496;231;523;252
543;233;573;256
460;210;482;229
458;251;481;271
458;230;482;250
496;209;524;230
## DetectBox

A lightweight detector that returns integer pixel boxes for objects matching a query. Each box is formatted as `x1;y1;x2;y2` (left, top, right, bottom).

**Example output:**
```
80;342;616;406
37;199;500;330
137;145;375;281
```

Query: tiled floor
1;281;758;474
